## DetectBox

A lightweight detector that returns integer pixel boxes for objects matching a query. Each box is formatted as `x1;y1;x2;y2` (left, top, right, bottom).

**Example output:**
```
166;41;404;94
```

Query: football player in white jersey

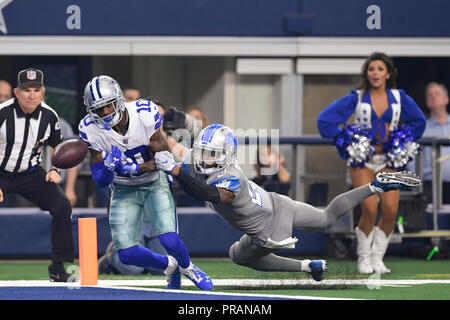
155;123;422;281
78;75;212;290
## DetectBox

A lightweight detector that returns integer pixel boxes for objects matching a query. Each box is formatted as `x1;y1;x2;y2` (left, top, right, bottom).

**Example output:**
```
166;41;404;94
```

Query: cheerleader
317;52;426;274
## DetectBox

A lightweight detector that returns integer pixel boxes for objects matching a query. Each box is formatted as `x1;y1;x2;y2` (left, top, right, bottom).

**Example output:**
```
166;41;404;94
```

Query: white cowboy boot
355;227;375;274
370;226;392;274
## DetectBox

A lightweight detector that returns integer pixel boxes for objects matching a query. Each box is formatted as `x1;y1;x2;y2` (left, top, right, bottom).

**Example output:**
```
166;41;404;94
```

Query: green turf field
0;257;449;300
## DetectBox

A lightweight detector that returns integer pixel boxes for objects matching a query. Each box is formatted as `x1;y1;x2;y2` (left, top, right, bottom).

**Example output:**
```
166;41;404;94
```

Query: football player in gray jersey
155;124;422;281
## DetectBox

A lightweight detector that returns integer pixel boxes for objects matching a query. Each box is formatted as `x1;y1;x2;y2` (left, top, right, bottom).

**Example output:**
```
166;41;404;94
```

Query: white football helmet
83;75;125;129
193;124;238;175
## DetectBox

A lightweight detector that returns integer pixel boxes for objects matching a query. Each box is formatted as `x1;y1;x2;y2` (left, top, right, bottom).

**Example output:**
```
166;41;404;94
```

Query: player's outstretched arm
155;151;234;203
174;167;234;203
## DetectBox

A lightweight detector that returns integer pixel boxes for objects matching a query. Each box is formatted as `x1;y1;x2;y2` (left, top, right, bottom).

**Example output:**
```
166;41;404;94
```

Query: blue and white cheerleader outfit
317;88;426;172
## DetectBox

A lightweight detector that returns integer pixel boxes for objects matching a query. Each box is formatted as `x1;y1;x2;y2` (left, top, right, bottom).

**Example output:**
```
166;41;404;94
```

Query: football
51;139;88;169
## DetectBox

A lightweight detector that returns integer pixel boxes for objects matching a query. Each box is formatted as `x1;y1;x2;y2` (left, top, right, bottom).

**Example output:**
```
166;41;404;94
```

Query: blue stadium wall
1;0;449;37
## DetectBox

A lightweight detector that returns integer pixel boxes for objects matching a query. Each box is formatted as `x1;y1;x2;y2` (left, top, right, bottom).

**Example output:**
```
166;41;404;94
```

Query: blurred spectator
186;107;209;129
0;80;15;207
122;85;141;102
252;144;291;196
421;82;450;203
158;105;206;207
162;106;205;161
0;80;12;103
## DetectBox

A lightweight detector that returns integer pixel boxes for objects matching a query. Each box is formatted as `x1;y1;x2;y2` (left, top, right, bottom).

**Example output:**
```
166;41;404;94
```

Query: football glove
118;156;140;175
155;151;177;173
103;145;122;172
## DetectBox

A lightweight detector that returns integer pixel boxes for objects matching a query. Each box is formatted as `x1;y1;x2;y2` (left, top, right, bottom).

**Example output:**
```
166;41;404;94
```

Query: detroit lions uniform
79;99;176;250
183;151;277;245
182;149;375;271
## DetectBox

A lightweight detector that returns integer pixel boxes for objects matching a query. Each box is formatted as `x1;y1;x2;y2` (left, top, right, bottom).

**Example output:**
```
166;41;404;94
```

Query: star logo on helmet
0;0;13;35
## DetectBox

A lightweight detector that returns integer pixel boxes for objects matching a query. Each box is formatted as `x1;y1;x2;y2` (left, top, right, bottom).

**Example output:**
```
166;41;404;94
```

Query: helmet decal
193;124;237;175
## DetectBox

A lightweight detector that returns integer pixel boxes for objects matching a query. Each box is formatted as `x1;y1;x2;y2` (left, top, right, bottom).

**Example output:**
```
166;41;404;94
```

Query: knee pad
229;241;248;266
118;245;139;265
228;241;238;261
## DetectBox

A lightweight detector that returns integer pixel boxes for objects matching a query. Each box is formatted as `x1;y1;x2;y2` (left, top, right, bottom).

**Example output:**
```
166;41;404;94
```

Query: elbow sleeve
176;169;221;203
90;162;114;188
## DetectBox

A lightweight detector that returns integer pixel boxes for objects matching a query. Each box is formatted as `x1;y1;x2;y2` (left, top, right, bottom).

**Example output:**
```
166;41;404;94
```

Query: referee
0;68;76;282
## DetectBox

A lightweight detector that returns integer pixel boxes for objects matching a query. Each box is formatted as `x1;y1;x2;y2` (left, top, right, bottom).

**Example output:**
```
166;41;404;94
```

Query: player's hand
117;156;140;175
155;151;177;173
104;145;122;172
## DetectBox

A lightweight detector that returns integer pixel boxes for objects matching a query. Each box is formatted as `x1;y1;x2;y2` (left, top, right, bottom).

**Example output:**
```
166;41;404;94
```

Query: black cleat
48;263;77;283
98;241;116;275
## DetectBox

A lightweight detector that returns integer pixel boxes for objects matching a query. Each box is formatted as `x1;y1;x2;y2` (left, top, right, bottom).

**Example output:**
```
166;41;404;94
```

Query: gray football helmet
193;124;238;175
83;75;125;129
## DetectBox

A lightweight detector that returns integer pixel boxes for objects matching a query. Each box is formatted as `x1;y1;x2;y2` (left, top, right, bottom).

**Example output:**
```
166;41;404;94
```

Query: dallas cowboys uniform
181;149;375;271
79;99;177;250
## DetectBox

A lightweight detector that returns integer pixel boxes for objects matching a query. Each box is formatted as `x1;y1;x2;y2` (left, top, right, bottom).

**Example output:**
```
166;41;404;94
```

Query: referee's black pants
0;166;74;263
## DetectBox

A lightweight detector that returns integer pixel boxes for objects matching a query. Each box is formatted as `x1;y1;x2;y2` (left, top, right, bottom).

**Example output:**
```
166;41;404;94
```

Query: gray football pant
229;185;374;272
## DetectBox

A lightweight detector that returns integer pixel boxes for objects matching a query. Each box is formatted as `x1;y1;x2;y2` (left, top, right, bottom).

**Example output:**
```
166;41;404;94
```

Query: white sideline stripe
1;279;450;287
0;279;360;301
95;285;357;300
1;279;450;301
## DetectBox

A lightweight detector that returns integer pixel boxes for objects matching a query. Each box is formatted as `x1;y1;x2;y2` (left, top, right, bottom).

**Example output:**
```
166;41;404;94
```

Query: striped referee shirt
0;98;62;173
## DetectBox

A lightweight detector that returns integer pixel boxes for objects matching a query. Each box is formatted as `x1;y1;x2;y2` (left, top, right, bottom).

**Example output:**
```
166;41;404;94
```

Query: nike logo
50;273;60;280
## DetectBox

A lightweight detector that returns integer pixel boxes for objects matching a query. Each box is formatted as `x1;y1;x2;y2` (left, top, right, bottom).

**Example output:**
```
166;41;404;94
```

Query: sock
180;262;193;273
300;260;311;273
165;256;179;275
118;245;168;270
369;183;384;194
158;232;191;269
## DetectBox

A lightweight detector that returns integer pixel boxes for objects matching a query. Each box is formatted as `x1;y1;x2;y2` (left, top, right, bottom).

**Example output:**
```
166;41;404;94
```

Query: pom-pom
384;126;421;170
333;125;375;168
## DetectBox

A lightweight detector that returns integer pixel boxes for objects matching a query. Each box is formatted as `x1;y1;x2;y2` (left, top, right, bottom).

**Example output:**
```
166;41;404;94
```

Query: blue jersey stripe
154;117;162;130
79;130;88;140
182;159;189;175
208;175;238;185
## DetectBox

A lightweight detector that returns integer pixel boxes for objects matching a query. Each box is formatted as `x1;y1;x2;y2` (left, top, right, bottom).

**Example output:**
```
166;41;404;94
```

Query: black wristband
48;168;61;175
176;168;221;203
